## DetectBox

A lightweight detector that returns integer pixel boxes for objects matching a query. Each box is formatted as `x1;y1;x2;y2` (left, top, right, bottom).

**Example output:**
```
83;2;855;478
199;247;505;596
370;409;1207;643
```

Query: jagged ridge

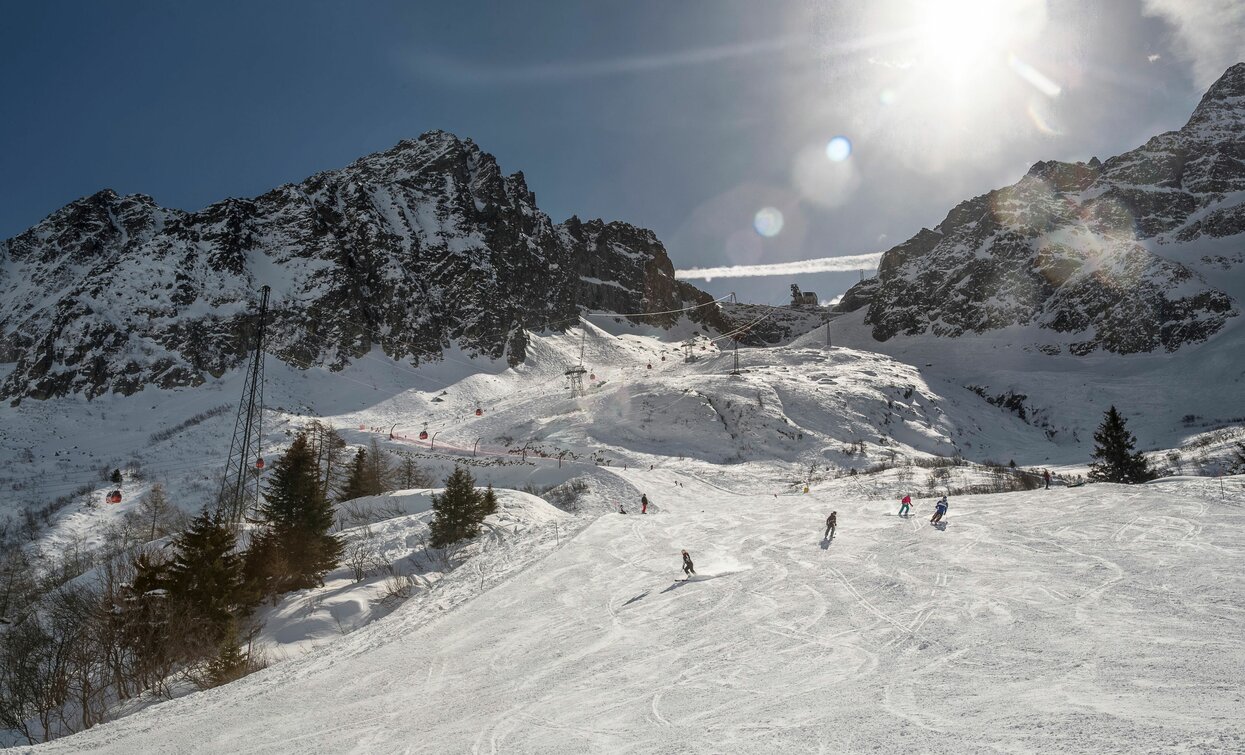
839;62;1245;356
0;132;725;401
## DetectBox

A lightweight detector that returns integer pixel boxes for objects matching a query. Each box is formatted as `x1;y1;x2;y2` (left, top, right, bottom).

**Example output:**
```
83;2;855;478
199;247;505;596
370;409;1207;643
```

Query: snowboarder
899;495;912;516
824;511;837;539
930;496;948;524
1043;469;1051;489
681;549;695;577
640;494;648;514
618;504;628;514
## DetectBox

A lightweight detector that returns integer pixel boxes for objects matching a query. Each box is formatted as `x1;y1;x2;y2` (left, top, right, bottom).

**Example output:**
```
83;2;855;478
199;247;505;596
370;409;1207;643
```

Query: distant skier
824;511;837;540
899;495;912;517
930;496;948;524
1043;469;1051;489
641;494;648;514
681;550;695;578
619;504;628;514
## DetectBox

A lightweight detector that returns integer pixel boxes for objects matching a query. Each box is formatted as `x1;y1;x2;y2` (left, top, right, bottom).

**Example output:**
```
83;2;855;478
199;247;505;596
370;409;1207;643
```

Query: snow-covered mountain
840;62;1245;356
0;131;727;402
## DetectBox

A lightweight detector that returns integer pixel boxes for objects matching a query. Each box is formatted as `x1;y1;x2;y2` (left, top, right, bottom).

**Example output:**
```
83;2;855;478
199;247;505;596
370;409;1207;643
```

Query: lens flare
1026;97;1063;136
879;88;897;106
753;207;784;237
1008;53;1062;97
825;136;853;162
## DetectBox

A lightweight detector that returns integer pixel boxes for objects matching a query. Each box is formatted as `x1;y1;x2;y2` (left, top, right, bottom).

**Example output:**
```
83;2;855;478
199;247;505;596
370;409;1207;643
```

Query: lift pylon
217;285;271;523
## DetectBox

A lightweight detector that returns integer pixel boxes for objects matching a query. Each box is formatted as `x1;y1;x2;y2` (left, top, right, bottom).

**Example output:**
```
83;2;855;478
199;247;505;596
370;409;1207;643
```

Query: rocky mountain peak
1186;62;1245;129
838;65;1245;356
0;134;725;401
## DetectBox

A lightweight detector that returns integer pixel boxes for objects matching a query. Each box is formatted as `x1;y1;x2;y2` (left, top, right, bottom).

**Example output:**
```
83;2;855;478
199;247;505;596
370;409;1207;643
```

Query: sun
911;0;1046;75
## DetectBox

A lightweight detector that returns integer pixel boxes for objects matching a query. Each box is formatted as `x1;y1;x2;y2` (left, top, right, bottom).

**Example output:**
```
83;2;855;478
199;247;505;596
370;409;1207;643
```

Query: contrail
675;252;884;280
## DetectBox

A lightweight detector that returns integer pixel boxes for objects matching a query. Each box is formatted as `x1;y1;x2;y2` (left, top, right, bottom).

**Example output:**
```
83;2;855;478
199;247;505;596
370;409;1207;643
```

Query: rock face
0;132;725;401
839;63;1245;355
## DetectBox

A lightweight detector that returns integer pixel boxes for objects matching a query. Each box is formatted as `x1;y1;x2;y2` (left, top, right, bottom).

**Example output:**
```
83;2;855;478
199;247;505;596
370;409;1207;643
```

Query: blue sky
2;0;1242;304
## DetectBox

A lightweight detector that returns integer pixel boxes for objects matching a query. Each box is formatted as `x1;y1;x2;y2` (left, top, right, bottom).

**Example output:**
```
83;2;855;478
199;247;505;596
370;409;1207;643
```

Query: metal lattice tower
218;285;271;522
565;331;588;397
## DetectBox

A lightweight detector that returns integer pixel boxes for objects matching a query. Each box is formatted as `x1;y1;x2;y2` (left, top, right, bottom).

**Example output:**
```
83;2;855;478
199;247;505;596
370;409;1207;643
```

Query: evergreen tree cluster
339;440;432;501
1089;406;1155;484
428;466;498;549
0;422;448;742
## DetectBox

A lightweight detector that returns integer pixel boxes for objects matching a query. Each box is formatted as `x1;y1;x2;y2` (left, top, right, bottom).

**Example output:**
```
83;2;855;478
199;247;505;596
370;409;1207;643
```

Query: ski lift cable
12;292;734;502
272;287;731;379
707;310;775;344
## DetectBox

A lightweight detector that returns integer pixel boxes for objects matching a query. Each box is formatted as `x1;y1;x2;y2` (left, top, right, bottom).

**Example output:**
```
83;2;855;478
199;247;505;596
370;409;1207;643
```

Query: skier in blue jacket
930;496;948;524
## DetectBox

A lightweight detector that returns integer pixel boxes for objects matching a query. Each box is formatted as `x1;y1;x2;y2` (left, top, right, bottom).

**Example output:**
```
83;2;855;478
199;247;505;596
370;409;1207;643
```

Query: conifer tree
428;466;484;548
1089;406;1154;484
338;448;371;502
165;508;249;646
476;483;499;521
203;620;249;688
253;430;342;592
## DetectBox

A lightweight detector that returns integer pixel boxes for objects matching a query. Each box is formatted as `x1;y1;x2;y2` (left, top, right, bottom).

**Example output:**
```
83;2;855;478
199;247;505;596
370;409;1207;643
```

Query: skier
640;494;648;514
898;494;912;517
930;495;948;524
619;504;628;514
1043;469;1051;489
824;511;837;540
681;549;695;578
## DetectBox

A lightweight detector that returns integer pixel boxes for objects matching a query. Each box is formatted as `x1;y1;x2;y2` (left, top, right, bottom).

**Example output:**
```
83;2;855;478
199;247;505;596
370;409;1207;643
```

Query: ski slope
28;470;1245;754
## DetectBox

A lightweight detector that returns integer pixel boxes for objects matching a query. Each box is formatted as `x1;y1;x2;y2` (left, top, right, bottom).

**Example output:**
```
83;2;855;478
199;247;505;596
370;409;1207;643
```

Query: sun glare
853;0;1058;169
916;0;1019;71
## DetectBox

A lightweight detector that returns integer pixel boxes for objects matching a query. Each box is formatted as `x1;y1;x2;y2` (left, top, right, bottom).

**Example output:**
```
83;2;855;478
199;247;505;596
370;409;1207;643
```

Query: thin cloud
675;252;884;280
1142;0;1245;87
408;36;804;85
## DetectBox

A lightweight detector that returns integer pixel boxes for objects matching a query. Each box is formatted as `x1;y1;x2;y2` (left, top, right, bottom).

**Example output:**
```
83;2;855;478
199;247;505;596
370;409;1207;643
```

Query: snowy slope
24;469;1245;754
0;317;1052;544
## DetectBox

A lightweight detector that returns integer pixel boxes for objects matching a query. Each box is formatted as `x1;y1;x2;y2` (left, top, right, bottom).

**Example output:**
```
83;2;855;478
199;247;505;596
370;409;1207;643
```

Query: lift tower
565;331;588;397
218;285;271;523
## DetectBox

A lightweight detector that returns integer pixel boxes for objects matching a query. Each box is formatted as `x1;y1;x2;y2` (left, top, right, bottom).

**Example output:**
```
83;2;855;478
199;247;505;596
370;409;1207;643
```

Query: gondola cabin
107;490;122;504
475;407;483;417
419;429;429;440
255;457;265;470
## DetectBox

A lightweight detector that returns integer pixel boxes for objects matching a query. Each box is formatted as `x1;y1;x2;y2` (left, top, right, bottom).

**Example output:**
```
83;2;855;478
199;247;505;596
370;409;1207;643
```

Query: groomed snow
25;470;1245;754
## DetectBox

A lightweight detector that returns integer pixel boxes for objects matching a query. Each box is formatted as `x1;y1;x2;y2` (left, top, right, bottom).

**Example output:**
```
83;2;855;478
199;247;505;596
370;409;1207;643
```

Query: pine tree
338;448;371;502
476;483;499;521
165;508;249;646
260;432;325;528
203;620;249;688
428;466;484;549
254;430;342;592
1089;406;1155;484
